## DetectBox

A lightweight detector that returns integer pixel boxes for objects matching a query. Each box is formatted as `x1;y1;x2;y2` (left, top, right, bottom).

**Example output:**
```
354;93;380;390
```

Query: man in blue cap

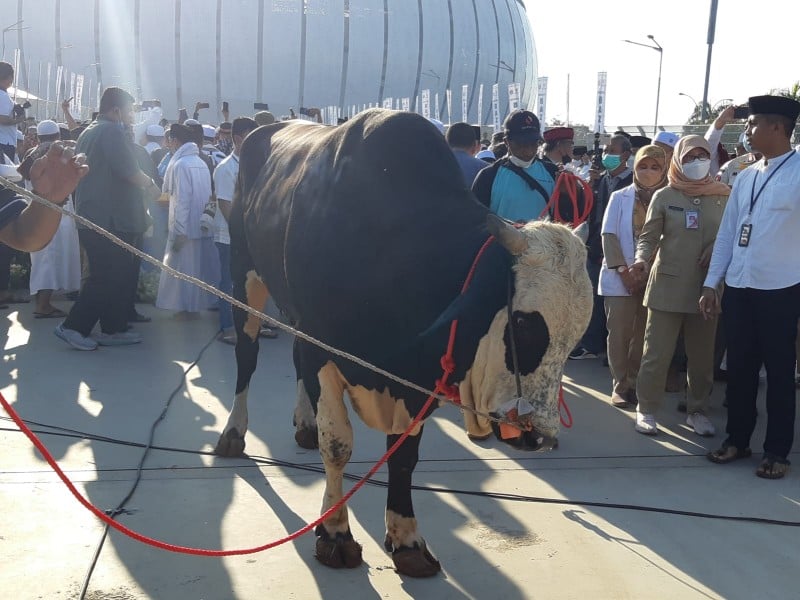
702;94;800;479
472;109;554;222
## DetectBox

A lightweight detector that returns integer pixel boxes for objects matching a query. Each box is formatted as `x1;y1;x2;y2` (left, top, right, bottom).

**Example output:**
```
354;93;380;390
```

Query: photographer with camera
0;62;27;162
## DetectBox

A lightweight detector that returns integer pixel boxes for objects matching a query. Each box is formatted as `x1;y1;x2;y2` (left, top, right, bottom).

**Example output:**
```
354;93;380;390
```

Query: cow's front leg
384;426;441;577
292;340;319;449
314;362;362;569
215;271;265;457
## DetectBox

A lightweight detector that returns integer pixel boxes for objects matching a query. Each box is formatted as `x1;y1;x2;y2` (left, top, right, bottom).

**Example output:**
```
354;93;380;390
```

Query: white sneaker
687;412;716;437
92;331;143;346
635;411;658;435
54;323;98;351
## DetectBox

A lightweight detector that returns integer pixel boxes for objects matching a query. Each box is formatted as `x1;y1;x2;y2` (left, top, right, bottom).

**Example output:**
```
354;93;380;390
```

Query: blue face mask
602;153;622;171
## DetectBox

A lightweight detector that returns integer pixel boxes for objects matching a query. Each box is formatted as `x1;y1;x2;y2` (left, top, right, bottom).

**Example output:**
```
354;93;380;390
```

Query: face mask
509;154;534;169
681;158;711;180
742;136;753;153
626;154;635;169
602;154;621;171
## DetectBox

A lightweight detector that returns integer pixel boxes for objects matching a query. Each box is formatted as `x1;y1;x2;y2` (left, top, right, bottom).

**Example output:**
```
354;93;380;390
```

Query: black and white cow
214;109;592;577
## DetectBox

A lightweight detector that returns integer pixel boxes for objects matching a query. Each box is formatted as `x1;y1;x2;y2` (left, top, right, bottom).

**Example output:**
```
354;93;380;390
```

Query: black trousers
64;229;140;336
722;284;800;459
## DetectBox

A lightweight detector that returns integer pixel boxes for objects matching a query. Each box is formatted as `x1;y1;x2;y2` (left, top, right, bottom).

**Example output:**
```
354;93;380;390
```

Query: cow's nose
490;419;558;451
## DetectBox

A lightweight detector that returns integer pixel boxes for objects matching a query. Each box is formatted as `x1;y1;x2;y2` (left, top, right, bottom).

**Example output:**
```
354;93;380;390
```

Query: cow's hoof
214;428;246;457
295;427;319;449
392;541;442;578
314;532;362;569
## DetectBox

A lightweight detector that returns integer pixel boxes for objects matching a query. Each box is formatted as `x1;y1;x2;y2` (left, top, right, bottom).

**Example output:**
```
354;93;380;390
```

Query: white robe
29;199;81;295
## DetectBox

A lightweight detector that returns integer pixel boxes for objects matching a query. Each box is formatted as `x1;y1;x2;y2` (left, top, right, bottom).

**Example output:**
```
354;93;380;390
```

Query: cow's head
462;215;592;450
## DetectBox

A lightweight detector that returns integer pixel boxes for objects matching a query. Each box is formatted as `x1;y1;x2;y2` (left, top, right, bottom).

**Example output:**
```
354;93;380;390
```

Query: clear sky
526;0;798;132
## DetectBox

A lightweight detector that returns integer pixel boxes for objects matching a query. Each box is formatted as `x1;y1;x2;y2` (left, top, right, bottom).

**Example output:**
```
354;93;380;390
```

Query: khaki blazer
636;186;728;313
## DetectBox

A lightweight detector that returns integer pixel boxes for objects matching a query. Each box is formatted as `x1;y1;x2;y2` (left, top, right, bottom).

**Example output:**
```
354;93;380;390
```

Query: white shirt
144;141;161;155
704;123;724;177
212;152;238;245
0;89;17;146
599;184;637;297
705;149;800;291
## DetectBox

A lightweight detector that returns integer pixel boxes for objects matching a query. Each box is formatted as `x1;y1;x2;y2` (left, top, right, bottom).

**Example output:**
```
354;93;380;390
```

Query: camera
253;102;270;111
12;101;31;118
197;102;210;110
222;101;229;112
733;105;749;120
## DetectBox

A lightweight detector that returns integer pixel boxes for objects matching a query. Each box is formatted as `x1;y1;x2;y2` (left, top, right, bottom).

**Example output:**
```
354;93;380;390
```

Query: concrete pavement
1;302;798;599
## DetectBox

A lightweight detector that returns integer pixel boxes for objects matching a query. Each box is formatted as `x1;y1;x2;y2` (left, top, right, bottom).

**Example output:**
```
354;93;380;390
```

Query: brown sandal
755;455;790;480
707;443;752;464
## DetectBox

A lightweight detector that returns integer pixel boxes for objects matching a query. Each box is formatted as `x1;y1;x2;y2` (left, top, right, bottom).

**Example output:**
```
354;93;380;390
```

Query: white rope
0;178;520;430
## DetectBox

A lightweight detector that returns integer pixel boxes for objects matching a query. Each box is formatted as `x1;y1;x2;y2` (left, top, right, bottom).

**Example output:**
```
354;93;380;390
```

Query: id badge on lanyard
742;153;796;248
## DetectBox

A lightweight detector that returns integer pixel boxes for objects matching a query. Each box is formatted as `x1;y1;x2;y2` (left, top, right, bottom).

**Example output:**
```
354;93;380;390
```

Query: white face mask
681;158;711;180
509;154;534;169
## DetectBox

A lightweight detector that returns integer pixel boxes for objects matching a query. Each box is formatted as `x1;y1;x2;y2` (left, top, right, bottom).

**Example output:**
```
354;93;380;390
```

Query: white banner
395;98;400;110
446;89;452;125
75;74;84;114
382;97;393;110
461;85;469;123
536;76;548;126
45;63;52;113
12;50;20;102
402;97;410;112
55;65;63;107
492;83;500;133
477;83;484;125
97;82;102;112
421;89;430;119
594;71;607;133
69;72;76;104
434;93;440;121
508;82;521;113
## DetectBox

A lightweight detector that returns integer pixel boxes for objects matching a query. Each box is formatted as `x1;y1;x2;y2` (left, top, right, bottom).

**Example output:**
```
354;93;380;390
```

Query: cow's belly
345;383;424;436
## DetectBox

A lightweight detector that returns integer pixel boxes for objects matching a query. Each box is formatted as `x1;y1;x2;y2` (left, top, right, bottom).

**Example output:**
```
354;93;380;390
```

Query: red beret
542;127;574;143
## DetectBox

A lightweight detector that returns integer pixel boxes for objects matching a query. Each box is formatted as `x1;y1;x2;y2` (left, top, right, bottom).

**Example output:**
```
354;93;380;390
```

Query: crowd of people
2;56;799;479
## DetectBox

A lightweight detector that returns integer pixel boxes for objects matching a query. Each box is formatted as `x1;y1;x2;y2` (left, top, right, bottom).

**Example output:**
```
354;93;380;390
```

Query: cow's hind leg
313;362;362;569
215;271;269;457
384;427;441;577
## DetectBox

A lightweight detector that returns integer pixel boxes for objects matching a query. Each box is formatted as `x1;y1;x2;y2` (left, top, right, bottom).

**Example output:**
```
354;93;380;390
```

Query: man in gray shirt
56;87;160;351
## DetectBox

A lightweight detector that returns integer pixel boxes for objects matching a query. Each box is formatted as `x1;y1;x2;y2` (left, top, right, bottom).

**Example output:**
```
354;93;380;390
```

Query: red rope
559;386;573;429
434;235;496;404
539;171;594;226
0;390;435;557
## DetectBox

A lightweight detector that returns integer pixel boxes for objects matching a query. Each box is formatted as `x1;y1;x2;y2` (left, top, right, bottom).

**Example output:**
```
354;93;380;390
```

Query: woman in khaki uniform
630;135;731;436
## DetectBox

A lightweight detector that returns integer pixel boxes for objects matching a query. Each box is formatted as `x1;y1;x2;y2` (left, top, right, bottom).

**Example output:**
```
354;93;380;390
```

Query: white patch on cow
346;385;423;436
316;362;354;535
220;388;249;438
243;270;269;341
386;510;423;550
293;379;316;431
462;221;592;439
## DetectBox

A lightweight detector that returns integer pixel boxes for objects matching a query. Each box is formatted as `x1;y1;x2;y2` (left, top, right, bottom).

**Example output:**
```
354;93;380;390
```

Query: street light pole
701;0;719;121
622;36;663;138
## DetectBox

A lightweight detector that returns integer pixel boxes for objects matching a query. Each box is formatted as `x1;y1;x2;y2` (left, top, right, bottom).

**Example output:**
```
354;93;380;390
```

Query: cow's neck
415;240;513;385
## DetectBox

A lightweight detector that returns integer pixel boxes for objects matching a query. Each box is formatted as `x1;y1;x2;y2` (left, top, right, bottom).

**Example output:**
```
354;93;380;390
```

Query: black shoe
568;347;598;360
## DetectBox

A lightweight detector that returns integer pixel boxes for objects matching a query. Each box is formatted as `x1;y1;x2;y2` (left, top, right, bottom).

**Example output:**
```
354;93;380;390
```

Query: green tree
769;81;800;101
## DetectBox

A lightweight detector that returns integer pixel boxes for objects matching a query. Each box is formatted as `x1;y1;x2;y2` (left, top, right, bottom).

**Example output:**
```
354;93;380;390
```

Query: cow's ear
573;222;589;244
487;214;527;256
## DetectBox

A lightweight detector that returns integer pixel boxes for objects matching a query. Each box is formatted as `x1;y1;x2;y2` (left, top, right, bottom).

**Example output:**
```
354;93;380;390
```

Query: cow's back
238;110;492;358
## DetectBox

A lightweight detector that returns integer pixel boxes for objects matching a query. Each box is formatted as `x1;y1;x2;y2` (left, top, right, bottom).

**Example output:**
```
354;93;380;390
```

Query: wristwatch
617;266;627;273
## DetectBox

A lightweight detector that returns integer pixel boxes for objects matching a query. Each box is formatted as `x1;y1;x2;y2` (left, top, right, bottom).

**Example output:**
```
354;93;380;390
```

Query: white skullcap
653;131;679;148
146;124;165;137
202;124;216;139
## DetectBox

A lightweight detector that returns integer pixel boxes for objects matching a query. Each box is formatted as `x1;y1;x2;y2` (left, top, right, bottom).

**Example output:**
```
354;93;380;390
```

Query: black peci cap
629;135;652;148
503;109;542;143
748;95;800;121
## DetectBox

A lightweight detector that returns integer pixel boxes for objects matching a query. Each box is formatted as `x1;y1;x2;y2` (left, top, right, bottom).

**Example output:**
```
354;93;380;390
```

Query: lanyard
749;152;795;214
